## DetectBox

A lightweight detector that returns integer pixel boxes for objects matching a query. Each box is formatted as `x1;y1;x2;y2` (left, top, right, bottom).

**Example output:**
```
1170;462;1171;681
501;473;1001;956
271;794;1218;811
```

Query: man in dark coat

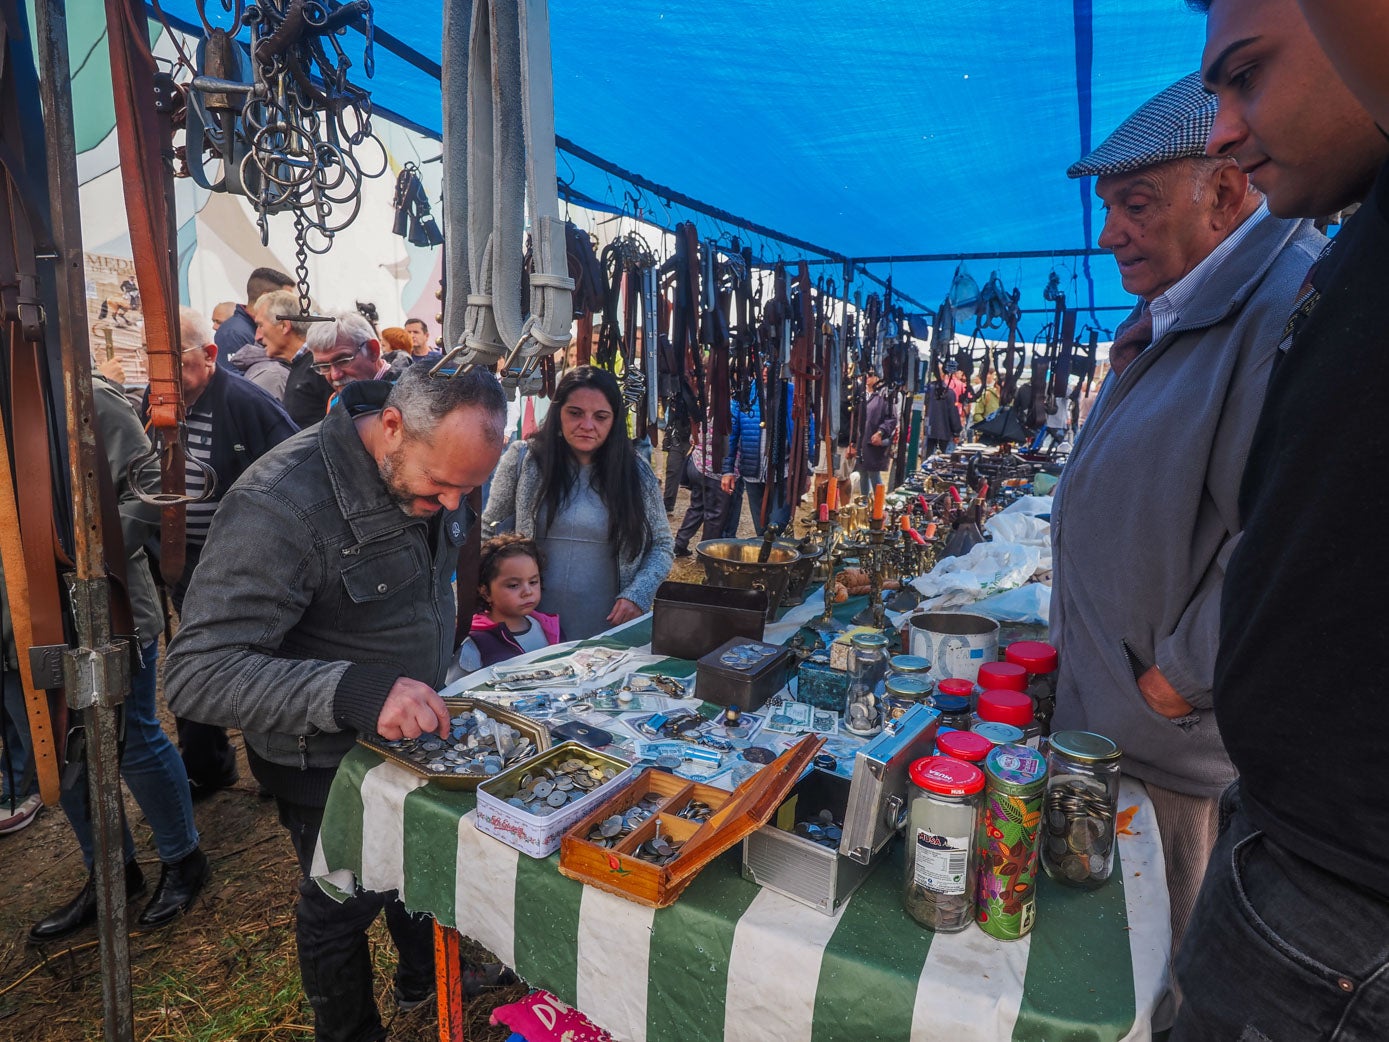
853;370;897;494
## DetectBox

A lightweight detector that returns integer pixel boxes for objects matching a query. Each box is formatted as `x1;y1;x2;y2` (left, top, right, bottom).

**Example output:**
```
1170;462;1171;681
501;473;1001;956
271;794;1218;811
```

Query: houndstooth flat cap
1067;73;1217;179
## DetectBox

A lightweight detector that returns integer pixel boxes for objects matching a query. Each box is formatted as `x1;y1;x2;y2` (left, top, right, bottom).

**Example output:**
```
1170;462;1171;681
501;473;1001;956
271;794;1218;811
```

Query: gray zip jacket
482;439;674;611
1050;213;1324;797
165;381;467;804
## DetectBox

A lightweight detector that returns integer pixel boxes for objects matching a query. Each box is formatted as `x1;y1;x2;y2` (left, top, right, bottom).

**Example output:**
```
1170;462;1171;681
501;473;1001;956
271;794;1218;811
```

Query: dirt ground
0;455;783;1041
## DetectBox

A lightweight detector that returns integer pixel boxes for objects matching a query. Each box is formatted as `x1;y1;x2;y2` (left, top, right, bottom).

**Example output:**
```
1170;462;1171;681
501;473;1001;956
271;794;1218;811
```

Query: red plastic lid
936;678;974;699
977;688;1034;727
977;661;1028;692
909;755;985;796
1006;640;1058;675
935;730;992;763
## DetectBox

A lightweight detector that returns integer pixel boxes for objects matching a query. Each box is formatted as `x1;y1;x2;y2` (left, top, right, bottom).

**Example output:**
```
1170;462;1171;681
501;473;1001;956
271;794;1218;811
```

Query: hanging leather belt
106;0;187;585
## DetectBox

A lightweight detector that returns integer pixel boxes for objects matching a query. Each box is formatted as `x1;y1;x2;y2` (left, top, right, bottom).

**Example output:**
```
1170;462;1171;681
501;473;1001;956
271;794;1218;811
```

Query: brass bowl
695;539;801;620
779;542;824;607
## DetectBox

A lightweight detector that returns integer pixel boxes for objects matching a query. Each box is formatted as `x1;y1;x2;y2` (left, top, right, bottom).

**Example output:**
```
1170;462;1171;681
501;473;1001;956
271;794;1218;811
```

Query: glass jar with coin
887;654;931;683
884;675;932;722
903;756;985;933
1040;730;1122;890
844;632;889;737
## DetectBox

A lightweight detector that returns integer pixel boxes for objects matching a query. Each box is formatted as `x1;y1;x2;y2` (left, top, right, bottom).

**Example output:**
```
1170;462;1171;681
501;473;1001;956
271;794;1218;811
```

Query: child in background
449;535;564;681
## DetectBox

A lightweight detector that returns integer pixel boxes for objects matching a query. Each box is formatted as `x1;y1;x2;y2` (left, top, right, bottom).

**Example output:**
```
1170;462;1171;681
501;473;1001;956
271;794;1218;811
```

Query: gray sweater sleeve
164;486;352;736
482;439;524;536
617;457;675;611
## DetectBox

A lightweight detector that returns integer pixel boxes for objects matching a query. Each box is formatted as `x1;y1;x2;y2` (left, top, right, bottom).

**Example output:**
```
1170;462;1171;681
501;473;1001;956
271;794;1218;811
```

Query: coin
742;746;776;765
532;780;554;798
1061;854;1089;882
545;790;568;808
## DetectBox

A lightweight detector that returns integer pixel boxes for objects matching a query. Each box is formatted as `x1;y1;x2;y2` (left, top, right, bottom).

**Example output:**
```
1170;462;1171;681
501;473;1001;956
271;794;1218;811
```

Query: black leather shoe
30;860;146;943
137;848;209;928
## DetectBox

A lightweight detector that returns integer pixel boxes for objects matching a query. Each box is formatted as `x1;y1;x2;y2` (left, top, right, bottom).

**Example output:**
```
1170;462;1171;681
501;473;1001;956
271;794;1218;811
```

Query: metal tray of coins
559;734;824;909
474;742;636;858
359;698;549;791
741;767;877;916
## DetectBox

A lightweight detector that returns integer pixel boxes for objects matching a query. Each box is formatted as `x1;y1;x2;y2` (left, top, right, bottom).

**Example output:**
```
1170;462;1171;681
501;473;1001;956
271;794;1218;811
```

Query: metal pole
33;2;135;1040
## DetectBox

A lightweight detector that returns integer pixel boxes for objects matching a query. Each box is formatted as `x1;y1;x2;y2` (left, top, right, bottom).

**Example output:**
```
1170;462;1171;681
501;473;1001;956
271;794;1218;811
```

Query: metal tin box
742;768;878;915
356;697;550;791
839;702;941;865
695;637;794;712
475;742;636;858
651;581;766;661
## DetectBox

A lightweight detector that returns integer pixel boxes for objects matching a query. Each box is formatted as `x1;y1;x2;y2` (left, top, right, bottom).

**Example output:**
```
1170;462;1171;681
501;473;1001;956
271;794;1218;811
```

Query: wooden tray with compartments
558;734;823;908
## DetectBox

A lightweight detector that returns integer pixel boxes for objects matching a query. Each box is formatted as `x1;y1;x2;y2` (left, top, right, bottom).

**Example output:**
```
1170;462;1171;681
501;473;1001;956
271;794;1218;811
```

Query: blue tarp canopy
154;0;1209;334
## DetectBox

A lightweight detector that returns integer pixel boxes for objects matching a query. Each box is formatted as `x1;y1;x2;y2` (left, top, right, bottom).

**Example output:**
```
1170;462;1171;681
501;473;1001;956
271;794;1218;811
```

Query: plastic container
976;689;1041;748
977;661;1028;693
844;632;890;737
1006;641;1059;734
1040;731;1122;890
903;756;984;932
976;744;1047;940
935;729;992;764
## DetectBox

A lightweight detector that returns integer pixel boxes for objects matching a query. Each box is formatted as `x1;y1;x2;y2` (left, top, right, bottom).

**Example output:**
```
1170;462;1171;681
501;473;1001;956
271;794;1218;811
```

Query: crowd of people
2;1;1386;1038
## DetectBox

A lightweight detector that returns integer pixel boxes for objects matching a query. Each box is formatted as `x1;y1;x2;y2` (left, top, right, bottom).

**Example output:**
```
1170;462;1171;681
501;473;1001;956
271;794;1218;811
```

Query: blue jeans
1;670;36;804
737;479;792;536
60;643;199;867
1172;784;1389;1041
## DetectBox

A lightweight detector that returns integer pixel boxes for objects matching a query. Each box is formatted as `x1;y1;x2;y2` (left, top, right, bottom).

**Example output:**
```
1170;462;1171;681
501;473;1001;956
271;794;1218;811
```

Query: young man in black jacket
1171;2;1389;1038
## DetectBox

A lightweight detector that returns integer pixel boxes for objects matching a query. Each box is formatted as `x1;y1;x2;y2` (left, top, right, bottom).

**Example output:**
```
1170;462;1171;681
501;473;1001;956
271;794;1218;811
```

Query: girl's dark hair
529;365;651;557
477;534;544;608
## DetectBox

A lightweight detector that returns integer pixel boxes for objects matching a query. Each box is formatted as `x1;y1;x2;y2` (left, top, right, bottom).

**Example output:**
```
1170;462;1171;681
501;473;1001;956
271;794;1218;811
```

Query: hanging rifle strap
105;0;186;585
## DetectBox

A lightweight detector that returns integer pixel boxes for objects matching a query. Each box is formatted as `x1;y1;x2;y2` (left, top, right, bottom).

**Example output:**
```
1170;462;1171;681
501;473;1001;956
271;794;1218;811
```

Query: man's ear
1212;163;1251;226
365;338;382;362
379;404;406;445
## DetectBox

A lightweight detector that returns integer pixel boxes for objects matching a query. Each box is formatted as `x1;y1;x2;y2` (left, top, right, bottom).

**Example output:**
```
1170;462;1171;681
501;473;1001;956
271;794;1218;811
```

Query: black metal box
695;637;793;712
650;581;766;661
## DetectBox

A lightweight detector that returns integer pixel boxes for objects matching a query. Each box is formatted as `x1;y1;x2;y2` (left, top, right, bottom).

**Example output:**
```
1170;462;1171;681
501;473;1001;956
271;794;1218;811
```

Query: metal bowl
695;539;801;620
778;541;824;607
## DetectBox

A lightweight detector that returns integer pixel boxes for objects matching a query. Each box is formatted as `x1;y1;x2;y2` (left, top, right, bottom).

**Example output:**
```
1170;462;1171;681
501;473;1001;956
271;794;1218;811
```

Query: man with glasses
305;310;398;393
144;308;297;798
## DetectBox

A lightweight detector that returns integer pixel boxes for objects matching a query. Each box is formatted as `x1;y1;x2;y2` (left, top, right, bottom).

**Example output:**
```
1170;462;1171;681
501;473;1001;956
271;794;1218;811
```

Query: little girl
449;535;564;680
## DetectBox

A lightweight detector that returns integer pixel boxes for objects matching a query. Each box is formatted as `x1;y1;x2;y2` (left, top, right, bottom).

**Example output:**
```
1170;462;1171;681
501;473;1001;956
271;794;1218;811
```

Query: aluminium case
839;702;940;864
741;768;878;915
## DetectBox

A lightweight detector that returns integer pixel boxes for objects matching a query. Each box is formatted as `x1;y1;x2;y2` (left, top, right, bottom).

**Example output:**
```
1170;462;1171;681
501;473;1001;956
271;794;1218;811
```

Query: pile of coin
634;824;684;866
585;794;664;847
792;808;844;850
503;757;619;816
1042;775;1115;884
380;710;535;777
674;800;713;823
719;642;775;670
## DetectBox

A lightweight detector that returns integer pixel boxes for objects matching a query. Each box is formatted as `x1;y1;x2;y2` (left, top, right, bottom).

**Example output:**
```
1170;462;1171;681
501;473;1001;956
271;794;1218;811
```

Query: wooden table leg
434;921;467;1042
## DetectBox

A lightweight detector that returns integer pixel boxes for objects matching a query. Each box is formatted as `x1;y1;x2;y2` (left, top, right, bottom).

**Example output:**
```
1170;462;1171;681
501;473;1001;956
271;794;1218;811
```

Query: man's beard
379;446;425;516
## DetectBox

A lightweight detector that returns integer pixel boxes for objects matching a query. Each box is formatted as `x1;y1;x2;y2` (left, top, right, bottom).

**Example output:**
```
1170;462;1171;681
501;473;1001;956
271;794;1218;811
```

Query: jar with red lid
975;688;1041;748
935;728;992;764
977;660;1027;694
1005;641;1059;734
904;756;984;932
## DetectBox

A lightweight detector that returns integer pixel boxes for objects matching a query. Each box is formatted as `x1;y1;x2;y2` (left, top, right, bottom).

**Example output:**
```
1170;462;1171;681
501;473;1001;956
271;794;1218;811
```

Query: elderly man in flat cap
1048;73;1324;952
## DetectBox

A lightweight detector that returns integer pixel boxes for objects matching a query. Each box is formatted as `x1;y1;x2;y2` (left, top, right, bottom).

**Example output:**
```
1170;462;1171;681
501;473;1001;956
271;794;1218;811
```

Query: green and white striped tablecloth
311;594;1171;1042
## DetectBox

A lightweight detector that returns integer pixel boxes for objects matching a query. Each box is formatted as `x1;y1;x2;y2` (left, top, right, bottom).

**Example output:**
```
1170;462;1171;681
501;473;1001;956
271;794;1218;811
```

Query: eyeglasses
310;346;365;375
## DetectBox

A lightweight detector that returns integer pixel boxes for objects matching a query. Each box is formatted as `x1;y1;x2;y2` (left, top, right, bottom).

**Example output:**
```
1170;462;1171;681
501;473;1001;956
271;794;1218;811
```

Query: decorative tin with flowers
975;743;1047;940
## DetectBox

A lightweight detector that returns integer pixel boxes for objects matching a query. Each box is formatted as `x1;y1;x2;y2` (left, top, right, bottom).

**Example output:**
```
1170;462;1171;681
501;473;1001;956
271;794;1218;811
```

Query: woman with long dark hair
482;366;674;638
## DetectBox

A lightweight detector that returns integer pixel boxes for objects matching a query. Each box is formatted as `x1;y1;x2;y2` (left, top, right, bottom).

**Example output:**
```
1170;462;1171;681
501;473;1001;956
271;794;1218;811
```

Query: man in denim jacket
166;364;507;1041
